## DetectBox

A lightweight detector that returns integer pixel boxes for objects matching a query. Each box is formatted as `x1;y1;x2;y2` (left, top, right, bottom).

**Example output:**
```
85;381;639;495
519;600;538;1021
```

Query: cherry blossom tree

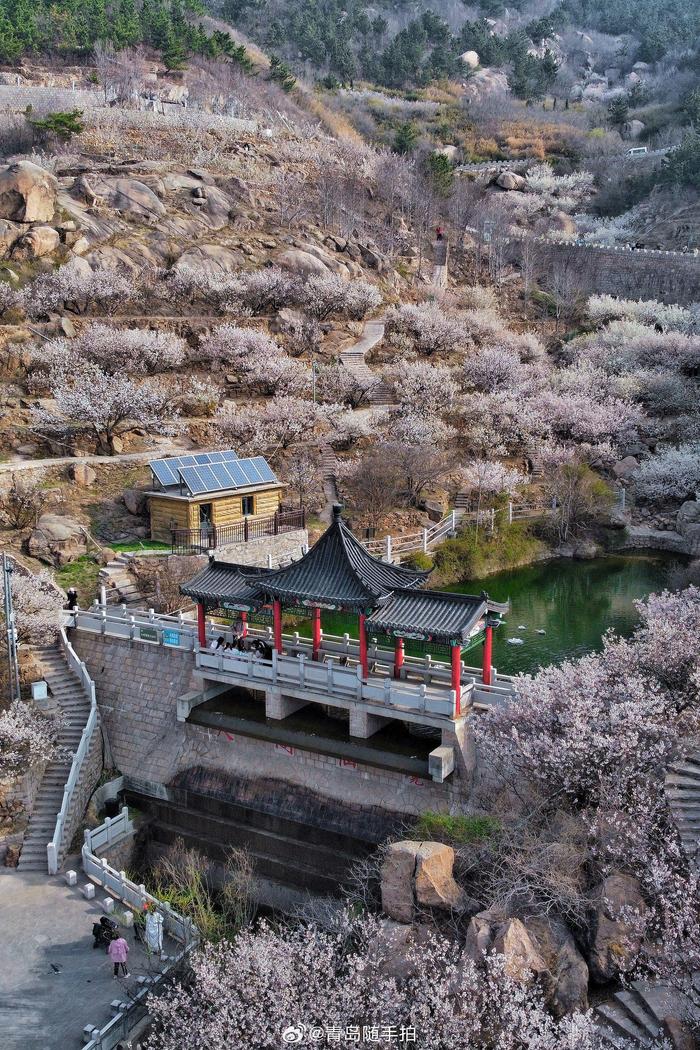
196;326;309;395
314;364;375;409
10;568;63;644
214;397;329;457
144;911;614;1050
587;296;696;335
385;303;468;358
165;266;238;314
387;362;458;416
230;267;300;315
31;326;187;383
0;701;58;780
24;262;139;318
634;443;700;503
33;364;178;454
461;347;527;394
459;460;526;531
300;274;382;321
476;587;700;810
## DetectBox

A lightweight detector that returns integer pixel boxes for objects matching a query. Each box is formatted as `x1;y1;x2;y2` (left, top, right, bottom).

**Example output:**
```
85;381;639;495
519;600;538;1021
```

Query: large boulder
380;839;466;922
586;873;648;982
612;455;640;480
90;176;166;222
70;463;96;487
414;841;466;911
466;911;588;1016
0;219;23;257
381;841;418;923
434;145;460;164
622;119;646;140
676;501;700;537
123;488;148;516
525;916;589;1018
28;513;88;566
174;243;241;274
460;50;480;69
277;248;330;276
493;918;549;983
11;225;60;260
496;171;527;191
0;161;57;222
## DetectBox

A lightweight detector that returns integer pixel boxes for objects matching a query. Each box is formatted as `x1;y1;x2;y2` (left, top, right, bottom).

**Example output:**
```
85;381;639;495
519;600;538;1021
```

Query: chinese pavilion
181;505;507;712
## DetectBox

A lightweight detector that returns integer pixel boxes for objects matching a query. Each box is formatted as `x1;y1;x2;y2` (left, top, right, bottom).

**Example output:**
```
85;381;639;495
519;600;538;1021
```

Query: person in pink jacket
107;935;130;978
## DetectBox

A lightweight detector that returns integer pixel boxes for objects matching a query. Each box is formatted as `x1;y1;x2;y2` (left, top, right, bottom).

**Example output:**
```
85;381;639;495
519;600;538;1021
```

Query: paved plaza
0;865;174;1049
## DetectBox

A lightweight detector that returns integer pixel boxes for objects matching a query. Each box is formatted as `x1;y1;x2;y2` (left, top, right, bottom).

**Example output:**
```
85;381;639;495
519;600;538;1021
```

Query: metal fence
170;507;306;554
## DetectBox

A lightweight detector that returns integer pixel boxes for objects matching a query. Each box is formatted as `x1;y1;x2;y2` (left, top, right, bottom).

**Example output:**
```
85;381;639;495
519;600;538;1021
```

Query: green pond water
290;553;693;677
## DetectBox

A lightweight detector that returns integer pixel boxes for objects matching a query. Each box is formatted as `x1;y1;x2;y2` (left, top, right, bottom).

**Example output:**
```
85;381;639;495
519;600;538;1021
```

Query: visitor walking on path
108;935;130;978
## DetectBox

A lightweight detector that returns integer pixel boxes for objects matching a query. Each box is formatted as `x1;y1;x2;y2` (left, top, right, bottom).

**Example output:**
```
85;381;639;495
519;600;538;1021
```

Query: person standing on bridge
108;934;130;978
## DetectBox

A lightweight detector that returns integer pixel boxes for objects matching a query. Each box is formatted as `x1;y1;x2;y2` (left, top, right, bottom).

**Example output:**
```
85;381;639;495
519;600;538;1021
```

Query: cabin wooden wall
150;487;284;541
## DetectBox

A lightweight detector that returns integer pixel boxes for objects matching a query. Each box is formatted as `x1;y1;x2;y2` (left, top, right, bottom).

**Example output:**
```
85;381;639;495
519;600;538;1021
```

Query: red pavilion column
197;603;207;648
312;607;321;661
358;612;369;680
240;611;248;638
482;624;493;686
393;637;404;679
273;600;283;653
451;643;462;716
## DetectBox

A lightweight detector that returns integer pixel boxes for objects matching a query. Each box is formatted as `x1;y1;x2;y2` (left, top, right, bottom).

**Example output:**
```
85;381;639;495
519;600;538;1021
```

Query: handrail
80;811;199;1050
361;510;461;562
47;625;98;875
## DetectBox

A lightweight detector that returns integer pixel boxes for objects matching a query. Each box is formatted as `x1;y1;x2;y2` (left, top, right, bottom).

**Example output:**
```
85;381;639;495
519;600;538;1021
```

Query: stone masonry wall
512;241;700;304
216;529;308;568
61;726;103;863
71;633;468;818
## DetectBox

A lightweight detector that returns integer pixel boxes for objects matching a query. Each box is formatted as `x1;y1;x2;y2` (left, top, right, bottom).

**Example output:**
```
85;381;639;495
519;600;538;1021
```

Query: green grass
54;555;101;602
111;540;170;552
411;812;500;845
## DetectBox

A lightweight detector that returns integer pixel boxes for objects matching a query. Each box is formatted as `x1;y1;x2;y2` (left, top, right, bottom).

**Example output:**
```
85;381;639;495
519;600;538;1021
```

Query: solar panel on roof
151;460;180;487
175;457;279;496
150;449;242;488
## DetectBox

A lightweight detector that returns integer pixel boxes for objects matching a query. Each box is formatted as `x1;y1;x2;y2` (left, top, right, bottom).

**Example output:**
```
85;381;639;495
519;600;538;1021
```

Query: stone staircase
432;238;448;288
666;752;700;869
596;977;696;1046
98;552;146;607
18;646;92;872
339;317;395;407
339;348;394;406
595;754;700;1045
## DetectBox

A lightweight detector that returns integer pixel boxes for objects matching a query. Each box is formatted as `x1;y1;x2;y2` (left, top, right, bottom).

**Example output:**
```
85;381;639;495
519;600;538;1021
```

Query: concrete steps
339;318;396;408
18;646;92;873
666;751;700;869
596;753;700;1044
98;551;147;607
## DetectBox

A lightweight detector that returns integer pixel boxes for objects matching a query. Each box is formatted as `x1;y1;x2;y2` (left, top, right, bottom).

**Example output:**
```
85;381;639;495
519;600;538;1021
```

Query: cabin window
241;495;254;516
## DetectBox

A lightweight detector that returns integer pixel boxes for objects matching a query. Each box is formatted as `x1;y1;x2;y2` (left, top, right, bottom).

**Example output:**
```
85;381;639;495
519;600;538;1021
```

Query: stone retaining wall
61;726;103;863
216;528;308;568
72;632;467;818
511;240;700;305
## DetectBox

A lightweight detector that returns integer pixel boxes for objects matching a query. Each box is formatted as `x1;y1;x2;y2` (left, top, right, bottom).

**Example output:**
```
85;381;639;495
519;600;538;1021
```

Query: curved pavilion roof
180;505;429;611
366;588;509;645
179;506;509;641
243;505;429;610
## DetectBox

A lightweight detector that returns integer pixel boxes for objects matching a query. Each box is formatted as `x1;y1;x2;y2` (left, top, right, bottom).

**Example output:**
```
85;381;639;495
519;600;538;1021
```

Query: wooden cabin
147;451;285;544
